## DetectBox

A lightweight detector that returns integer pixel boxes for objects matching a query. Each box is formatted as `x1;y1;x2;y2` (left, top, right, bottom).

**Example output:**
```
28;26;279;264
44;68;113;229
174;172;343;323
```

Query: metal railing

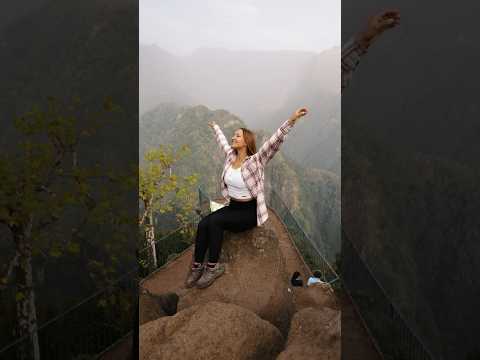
342;229;436;360
267;188;340;284
137;225;196;279
137;193;202;279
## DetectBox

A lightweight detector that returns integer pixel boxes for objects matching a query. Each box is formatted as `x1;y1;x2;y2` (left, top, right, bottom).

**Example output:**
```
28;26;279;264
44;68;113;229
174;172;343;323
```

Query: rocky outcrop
177;222;295;336
140;301;285;360
277;307;341;360
138;210;344;360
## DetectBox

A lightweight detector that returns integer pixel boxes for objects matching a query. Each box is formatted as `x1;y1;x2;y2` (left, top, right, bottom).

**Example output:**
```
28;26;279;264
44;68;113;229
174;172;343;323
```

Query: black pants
194;198;257;263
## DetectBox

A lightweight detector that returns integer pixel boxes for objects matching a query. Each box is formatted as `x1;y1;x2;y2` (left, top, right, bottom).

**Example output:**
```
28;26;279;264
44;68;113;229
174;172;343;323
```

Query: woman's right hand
208;121;216;129
288;107;309;125
358;10;400;48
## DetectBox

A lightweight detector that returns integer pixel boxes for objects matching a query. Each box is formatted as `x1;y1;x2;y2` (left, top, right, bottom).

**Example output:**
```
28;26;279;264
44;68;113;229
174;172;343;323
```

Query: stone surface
178;221;295;336
276;307;341;360
139;289;179;325
140;301;285;360
293;282;339;313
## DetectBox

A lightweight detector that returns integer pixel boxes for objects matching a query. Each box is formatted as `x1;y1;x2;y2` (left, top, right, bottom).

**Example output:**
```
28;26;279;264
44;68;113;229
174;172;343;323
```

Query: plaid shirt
213;119;295;226
342;36;367;93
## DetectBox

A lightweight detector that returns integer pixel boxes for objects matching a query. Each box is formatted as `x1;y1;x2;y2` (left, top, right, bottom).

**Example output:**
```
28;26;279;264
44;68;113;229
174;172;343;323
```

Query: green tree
0;97;134;360
139;145;198;268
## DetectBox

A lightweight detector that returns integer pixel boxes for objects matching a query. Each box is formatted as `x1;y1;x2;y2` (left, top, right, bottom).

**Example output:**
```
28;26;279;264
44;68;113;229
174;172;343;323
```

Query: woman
185;107;309;289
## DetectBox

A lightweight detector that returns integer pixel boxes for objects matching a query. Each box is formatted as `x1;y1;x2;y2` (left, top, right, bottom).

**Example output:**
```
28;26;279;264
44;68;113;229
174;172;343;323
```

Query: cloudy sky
140;0;340;55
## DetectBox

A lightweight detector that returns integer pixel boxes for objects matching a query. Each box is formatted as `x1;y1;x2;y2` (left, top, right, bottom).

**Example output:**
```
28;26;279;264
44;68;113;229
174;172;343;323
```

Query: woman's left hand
289;107;309;124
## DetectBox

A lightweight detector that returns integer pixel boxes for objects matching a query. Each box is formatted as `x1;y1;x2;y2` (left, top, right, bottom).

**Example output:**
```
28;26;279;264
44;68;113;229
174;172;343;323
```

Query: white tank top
224;165;252;200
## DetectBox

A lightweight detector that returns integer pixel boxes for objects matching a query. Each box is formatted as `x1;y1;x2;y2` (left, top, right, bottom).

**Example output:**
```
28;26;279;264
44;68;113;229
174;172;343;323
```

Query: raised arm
341;37;366;93
342;10;400;93
254;108;308;167
209;121;233;156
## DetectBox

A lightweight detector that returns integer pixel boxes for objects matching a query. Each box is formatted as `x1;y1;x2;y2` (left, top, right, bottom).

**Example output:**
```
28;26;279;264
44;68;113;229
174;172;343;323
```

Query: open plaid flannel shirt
212;36;365;226
213;119;294;226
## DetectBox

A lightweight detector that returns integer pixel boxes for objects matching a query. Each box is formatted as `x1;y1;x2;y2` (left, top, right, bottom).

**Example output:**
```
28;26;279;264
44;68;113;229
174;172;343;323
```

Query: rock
293;282;339;313
178;222;295;336
140;301;285;360
276;307;341;360
139;288;179;325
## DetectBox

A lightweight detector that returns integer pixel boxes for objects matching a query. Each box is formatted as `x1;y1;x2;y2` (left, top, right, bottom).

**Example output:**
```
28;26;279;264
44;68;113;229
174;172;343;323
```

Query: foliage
139;145;198;229
0;96;138;358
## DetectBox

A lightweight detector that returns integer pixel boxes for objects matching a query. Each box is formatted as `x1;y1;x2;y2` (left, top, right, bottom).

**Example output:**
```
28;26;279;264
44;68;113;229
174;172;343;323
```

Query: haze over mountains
140;44;340;173
140;103;340;263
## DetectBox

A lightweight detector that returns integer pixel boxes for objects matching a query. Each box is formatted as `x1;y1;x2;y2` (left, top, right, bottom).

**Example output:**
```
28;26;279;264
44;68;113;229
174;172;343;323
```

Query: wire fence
137;225;196;279
137;191;202;279
0;189;201;360
267;188;340;284
341;229;436;360
0;270;137;360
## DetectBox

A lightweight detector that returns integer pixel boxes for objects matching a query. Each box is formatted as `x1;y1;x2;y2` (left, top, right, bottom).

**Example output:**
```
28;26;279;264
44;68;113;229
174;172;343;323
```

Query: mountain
139;45;341;174
140;103;340;263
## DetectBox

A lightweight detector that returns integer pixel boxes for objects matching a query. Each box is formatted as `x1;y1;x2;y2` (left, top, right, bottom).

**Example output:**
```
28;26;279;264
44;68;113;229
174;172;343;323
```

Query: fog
140;0;340;56
140;0;340;171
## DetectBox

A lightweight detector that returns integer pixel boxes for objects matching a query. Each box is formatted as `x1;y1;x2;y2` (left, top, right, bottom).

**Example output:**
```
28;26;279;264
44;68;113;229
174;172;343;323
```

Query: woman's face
231;129;247;150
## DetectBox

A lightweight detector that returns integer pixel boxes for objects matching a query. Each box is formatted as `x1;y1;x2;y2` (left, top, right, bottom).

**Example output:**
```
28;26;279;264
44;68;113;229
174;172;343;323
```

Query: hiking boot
184;263;205;288
195;263;225;289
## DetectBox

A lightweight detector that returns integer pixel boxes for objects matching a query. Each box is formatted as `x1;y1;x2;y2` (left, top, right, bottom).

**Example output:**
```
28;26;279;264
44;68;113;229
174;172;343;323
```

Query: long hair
238;127;256;156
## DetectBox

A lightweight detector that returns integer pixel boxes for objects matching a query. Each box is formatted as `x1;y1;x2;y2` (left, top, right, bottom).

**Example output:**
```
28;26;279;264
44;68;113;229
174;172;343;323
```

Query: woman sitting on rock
185;107;309;289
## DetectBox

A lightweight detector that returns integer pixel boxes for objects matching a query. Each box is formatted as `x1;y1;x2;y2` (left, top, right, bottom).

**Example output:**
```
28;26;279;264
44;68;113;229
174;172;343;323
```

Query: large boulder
140;301;285;360
178;222;295;335
139;288;179;325
276;307;341;360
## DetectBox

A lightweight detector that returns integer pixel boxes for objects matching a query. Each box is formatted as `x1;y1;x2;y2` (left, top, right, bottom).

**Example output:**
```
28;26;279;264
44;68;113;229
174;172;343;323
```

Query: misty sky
140;0;340;55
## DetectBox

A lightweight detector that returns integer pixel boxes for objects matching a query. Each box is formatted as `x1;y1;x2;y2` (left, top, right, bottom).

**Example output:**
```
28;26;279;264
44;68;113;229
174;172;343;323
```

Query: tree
139;145;198;268
0;96;133;360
